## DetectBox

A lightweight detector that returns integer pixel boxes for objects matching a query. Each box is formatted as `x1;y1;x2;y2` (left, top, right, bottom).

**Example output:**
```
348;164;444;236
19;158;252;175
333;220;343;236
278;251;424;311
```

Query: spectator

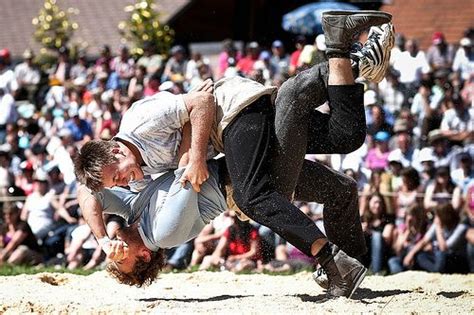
390;120;420;169
70;51;88;80
451;153;474;193
0;56;19;96
424;166;462;214
190;211;233;268
269;40;290;78
360;168;385;216
388;204;426;274
50;46;71;85
392;39;430;105
64;107;93;143
200;216;261;272
367;104;393;140
136;42;163;77
378;69;405;117
465;181;474;272
127;65;147;100
111;45;135;94
440;93;474;146
407;204;468;273
14;49;41;102
20;170;56;241
237;41;260;76
0;203;43;266
427;32;455;72
394;167;422;227
0;85;17;143
217;39;241;78
417;147;437;189
366;131;391;171
361;193;395;273
288;35;306;76
453;37;474;82
162;45;187;82
410;81;442;145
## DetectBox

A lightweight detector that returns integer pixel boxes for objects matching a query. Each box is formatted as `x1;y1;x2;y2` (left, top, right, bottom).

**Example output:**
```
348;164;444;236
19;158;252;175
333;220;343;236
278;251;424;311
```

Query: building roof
0;0;190;58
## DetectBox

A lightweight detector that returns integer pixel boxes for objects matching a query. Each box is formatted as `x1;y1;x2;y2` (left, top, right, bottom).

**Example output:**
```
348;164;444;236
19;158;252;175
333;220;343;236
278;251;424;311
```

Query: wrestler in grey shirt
94;161;226;250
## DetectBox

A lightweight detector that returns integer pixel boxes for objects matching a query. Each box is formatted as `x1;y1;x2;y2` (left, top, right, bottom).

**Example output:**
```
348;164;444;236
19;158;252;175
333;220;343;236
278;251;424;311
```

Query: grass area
0;264;97;276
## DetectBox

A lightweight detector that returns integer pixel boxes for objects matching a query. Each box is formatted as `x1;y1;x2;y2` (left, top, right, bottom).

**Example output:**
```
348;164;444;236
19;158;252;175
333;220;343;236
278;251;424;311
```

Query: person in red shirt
199;213;261;272
236;42;260;76
289;35;307;76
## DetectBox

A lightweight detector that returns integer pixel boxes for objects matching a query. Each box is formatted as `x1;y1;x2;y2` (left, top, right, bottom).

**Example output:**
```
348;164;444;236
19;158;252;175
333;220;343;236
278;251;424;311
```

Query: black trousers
223;62;367;258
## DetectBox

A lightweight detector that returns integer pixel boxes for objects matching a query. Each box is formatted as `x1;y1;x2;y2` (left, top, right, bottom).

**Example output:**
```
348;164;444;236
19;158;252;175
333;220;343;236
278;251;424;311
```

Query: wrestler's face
101;149;144;188
112;227;151;274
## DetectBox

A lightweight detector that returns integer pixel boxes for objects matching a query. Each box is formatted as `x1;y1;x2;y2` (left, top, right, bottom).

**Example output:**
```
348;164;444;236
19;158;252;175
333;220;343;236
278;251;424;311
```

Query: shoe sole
348;266;367;299
322;10;392;21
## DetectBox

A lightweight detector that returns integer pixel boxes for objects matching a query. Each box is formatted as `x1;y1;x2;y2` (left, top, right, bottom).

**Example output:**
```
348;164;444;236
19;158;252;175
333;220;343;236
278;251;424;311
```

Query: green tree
32;0;79;51
119;0;175;56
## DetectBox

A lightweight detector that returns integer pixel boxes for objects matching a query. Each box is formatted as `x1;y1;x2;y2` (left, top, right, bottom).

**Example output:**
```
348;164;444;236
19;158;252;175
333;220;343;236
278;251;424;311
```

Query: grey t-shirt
94;161;226;250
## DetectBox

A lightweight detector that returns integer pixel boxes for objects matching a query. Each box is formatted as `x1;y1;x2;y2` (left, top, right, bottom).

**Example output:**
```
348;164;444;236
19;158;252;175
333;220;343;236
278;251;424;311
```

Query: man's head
106;225;165;287
74;139;144;191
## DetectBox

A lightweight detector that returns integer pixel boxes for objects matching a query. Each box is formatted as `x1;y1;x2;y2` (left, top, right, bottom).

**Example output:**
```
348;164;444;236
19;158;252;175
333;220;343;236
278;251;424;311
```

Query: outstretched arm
77;184;128;261
179;80;215;192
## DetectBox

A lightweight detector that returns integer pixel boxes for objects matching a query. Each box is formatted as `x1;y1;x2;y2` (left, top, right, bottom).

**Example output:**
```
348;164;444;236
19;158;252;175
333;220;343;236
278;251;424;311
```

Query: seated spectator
406;204;469;273
410;81;443;145
190;211;233;268
452;38;473;81
127;65;147;100
0;85;18;143
64;107;93;143
427;32;455;72
451;153;474;193
20;170;56;241
424;166;462;215
200;215;261;272
465;181;474;272
111;45;135;94
367;104;393;139
417;147;437;189
394;167;422;227
440;93;474;146
378;69;404;118
389;122;420;169
136;42;163;77
0;203;43;266
388;204;427;274
361;193;395;273
14;49;40;102
359;168;385;216
162;45;187;82
365;131;391;171
237;42;260;77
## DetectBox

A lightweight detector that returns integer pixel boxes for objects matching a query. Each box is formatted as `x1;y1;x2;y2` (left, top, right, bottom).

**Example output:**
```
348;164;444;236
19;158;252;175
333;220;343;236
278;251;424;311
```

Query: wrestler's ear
141;248;152;263
111;147;121;155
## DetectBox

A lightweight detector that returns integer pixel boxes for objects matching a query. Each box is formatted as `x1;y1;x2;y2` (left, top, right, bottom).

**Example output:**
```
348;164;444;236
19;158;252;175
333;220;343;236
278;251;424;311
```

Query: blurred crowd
0;25;473;275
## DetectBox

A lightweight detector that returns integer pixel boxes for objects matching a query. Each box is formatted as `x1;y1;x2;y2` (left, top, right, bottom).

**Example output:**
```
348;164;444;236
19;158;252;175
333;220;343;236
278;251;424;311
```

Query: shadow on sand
139;294;252;303
296;288;412;303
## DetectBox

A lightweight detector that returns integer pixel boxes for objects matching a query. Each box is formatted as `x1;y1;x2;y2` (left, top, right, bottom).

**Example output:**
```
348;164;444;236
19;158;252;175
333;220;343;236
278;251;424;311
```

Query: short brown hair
74;140;119;192
106;249;165;287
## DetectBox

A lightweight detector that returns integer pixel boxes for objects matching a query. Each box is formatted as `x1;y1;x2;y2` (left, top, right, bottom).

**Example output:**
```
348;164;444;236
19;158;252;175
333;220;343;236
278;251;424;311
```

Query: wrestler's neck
117;138;145;166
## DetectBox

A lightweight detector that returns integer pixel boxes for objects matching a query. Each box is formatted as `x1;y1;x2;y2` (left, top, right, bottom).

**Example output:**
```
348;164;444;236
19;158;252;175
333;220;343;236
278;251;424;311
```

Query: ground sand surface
0;270;473;314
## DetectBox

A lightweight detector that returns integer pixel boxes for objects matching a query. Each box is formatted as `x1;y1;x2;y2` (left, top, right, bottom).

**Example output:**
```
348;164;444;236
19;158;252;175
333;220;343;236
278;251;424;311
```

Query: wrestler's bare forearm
77;184;108;240
184;91;214;164
180;91;215;191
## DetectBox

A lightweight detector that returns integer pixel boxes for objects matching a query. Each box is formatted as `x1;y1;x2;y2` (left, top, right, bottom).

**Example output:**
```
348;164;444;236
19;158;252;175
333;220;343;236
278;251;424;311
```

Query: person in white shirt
452;38;474;81
14;49;41;102
392;39;430;105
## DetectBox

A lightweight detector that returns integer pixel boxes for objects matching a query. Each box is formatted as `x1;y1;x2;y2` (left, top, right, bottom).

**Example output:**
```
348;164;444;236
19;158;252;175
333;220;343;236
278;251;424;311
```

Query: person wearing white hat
453;37;473;81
